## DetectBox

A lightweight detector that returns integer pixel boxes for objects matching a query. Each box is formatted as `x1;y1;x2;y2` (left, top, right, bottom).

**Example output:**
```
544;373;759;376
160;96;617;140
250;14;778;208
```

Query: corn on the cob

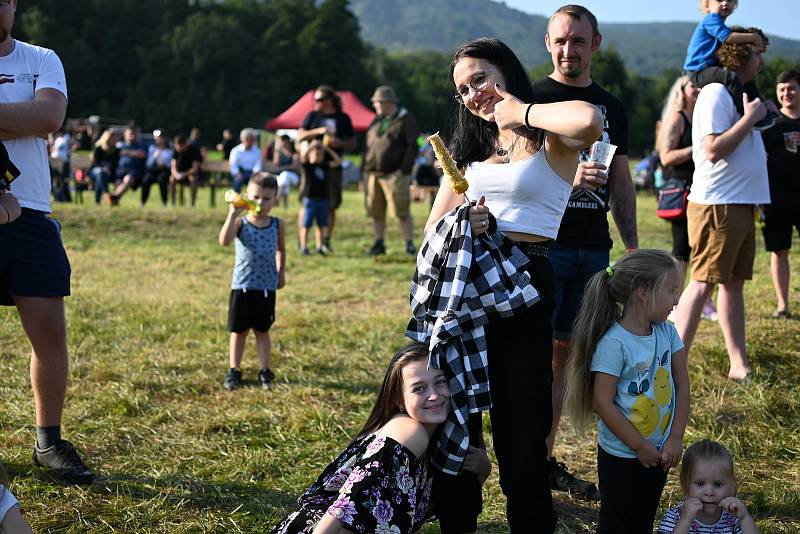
428;132;469;194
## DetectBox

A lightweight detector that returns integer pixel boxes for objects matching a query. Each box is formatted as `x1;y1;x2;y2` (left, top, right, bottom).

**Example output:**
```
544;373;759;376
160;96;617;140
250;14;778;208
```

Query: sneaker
701;299;719;321
259;368;276;389
405;241;417;256
33;439;95;485
318;244;330;255
324;237;333;252
548;457;599;501
223;368;242;390
772;309;791;319
368;240;386;256
754;110;778;131
301;247;310;256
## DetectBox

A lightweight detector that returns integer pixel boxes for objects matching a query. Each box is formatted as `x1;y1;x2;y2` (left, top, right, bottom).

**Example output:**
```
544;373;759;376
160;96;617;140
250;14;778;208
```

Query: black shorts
763;203;800;252
328;167;343;210
0;209;71;306
227;289;275;333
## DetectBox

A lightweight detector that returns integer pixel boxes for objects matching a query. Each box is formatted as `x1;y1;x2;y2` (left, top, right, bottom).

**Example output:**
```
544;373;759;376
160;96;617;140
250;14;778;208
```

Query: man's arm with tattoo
607;155;639;249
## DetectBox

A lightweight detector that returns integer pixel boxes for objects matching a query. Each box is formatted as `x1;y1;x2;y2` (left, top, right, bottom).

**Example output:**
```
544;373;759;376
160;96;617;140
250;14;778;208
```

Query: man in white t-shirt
0;0;94;484
675;29;774;381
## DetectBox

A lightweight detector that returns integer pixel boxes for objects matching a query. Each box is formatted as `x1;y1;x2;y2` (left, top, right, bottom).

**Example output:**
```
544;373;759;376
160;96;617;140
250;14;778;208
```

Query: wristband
524;103;535;130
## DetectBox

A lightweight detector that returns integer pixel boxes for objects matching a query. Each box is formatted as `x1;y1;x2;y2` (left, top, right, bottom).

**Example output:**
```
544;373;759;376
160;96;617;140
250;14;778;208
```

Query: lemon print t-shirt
590;321;684;458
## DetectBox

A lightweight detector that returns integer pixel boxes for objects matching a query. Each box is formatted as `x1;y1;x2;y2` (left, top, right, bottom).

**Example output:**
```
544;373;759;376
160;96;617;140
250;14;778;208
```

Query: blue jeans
90;166;111;204
232;169;252;193
549;242;609;340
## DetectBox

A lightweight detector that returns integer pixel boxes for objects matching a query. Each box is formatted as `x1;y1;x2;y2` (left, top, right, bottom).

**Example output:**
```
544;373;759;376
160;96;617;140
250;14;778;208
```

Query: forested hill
350;0;800;76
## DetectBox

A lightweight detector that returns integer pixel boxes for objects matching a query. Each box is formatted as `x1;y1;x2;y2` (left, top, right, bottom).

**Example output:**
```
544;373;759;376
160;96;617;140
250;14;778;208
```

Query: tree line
16;0;798;156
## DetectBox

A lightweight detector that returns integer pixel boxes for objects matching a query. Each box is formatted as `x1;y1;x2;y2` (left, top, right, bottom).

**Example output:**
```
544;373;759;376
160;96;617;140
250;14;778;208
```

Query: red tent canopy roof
265;90;376;132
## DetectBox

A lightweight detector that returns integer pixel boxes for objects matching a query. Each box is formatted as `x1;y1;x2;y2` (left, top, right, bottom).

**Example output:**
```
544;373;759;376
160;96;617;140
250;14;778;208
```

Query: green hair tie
606;266;614;277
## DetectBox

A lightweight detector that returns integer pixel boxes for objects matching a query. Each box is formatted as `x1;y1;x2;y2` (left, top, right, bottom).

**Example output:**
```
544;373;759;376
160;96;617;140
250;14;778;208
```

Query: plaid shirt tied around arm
406;203;540;474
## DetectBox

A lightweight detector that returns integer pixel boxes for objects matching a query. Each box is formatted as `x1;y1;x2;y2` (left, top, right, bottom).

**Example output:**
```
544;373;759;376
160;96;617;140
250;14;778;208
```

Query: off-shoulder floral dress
270;433;435;534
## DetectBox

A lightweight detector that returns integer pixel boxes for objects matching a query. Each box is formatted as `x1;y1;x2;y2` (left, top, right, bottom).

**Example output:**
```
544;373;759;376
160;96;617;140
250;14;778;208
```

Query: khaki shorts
366;172;411;219
687;202;756;283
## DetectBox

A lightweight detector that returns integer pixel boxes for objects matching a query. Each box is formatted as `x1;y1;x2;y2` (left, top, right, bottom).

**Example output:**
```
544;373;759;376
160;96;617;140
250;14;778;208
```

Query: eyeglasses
454;71;490;104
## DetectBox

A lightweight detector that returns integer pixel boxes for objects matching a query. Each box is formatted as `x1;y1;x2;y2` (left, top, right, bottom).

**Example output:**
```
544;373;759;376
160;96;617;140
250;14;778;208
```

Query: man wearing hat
363;85;420;255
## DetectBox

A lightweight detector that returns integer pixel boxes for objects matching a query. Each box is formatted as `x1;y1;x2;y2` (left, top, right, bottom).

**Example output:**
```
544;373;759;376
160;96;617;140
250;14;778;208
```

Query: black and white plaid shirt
406;204;540;474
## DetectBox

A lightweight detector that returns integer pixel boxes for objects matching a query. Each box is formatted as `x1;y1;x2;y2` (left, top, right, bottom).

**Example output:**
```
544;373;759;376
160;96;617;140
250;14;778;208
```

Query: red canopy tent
264;90;376;132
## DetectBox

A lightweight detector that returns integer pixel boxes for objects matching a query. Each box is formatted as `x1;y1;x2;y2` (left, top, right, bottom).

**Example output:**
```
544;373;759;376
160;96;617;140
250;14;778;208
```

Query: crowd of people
1;0;797;533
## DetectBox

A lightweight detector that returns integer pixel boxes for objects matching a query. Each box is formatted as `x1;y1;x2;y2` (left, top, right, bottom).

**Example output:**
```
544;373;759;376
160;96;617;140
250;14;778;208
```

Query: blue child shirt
590;321;684;458
684;13;733;71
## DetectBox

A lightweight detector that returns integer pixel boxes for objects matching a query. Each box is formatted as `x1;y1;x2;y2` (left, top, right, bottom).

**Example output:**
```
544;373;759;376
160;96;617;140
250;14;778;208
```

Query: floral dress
270;433;435;534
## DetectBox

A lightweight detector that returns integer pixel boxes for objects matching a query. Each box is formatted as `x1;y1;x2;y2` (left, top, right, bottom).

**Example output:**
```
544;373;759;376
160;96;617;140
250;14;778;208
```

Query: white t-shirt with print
0;39;68;212
590;321;684;458
689;83;769;206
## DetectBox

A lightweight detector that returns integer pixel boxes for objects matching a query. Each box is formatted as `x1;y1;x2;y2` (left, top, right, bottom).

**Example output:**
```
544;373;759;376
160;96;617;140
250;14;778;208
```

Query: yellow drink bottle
224;190;261;213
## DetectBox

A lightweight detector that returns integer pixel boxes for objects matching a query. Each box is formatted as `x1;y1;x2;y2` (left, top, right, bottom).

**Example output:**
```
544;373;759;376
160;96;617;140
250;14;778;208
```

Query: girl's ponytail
564;268;620;434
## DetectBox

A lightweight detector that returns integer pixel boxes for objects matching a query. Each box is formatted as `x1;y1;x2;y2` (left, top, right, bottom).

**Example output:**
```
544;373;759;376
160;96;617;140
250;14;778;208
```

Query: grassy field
1;187;798;533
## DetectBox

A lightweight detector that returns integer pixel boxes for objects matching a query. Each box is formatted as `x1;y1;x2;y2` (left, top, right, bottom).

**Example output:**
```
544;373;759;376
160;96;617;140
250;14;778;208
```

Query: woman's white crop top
464;148;572;239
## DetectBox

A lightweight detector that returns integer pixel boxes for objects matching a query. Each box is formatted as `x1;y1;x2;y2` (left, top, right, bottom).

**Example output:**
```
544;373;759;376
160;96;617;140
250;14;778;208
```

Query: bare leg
328;209;336;238
373;217;386;241
229;331;248;369
113;174;132;197
15;297;68;427
189;176;199;207
770;250;791;313
299;227;309;250
400;215;414;241
253;330;271;370
717;278;750;379
547;338;570;455
315;226;326;250
675;280;715;355
169;176;178;206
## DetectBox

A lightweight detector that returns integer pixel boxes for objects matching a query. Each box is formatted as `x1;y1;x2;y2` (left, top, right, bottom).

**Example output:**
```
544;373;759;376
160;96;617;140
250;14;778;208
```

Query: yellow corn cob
428;132;469;194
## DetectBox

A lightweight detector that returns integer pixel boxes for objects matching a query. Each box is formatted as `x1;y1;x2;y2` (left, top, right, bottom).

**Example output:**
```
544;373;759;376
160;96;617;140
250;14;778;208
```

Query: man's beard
557;64;583;79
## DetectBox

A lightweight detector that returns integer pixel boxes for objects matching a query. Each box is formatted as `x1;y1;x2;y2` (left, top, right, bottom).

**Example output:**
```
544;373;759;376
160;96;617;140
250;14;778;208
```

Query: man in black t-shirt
761;69;800;318
531;5;639;501
297;85;356;250
170;134;203;207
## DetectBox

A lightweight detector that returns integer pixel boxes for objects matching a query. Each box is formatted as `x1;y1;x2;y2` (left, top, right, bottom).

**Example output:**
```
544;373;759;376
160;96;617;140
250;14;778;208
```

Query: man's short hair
249;172;278;192
549;4;600;38
240;127;255;142
777;69;800;86
717;26;763;72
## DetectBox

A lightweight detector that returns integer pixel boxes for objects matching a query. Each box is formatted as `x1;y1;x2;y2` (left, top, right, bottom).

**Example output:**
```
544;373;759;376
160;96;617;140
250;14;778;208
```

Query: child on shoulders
218;173;286;390
564;249;691;533
683;0;776;128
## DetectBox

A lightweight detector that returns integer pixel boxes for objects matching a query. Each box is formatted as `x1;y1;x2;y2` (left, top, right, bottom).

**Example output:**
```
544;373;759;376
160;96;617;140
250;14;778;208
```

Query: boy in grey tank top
218;174;286;390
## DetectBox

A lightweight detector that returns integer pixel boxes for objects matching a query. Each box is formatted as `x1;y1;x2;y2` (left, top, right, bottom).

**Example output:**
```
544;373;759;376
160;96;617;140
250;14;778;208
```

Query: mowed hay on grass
1;189;798;533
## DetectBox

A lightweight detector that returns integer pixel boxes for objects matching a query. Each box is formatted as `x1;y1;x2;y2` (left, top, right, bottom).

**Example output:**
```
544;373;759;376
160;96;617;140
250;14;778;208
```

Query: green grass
1;188;798;533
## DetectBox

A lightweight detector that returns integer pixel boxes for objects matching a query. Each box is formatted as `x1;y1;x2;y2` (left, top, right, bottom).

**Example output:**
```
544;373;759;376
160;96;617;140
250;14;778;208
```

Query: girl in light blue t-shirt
564;249;691;533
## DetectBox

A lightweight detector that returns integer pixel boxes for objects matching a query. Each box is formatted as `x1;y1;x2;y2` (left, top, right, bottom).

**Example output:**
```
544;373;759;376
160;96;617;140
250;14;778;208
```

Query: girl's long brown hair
563;249;680;434
355;342;430;439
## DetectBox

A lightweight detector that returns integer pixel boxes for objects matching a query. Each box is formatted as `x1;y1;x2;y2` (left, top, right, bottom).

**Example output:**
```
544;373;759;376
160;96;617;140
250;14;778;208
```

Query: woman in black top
89;128;120;205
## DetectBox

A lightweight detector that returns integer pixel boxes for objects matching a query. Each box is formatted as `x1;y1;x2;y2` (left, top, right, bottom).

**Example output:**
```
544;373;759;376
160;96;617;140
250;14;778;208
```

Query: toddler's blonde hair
699;0;738;14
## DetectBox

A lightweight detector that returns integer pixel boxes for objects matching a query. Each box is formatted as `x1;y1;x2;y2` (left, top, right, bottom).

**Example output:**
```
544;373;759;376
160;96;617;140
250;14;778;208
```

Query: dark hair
564;249;680;433
315;84;342;112
777;69;800;86
448;38;542;168
680;439;736;495
717;26;765;71
355;343;431;439
249;172;278;192
549;4;600;38
174;134;187;145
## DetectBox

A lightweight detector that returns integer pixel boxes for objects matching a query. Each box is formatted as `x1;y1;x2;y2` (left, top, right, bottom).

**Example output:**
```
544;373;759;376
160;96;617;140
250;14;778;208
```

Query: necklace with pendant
496;134;519;163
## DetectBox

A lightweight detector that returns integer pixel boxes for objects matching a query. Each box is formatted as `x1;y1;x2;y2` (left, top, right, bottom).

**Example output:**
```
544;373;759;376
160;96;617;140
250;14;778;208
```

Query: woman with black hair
423;38;602;533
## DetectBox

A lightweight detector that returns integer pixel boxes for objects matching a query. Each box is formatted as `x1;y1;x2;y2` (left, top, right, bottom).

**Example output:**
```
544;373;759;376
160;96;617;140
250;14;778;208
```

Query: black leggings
433;253;556;533
142;166;170;205
596;446;668;534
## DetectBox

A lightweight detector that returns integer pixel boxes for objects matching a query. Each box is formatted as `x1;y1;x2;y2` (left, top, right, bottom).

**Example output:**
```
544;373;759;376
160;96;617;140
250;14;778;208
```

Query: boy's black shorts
0;209;71;306
763;203;800;252
227;289;275;333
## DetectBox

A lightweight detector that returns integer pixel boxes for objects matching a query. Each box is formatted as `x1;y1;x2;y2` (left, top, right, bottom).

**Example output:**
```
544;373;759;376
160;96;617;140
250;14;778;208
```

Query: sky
502;1;800;41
